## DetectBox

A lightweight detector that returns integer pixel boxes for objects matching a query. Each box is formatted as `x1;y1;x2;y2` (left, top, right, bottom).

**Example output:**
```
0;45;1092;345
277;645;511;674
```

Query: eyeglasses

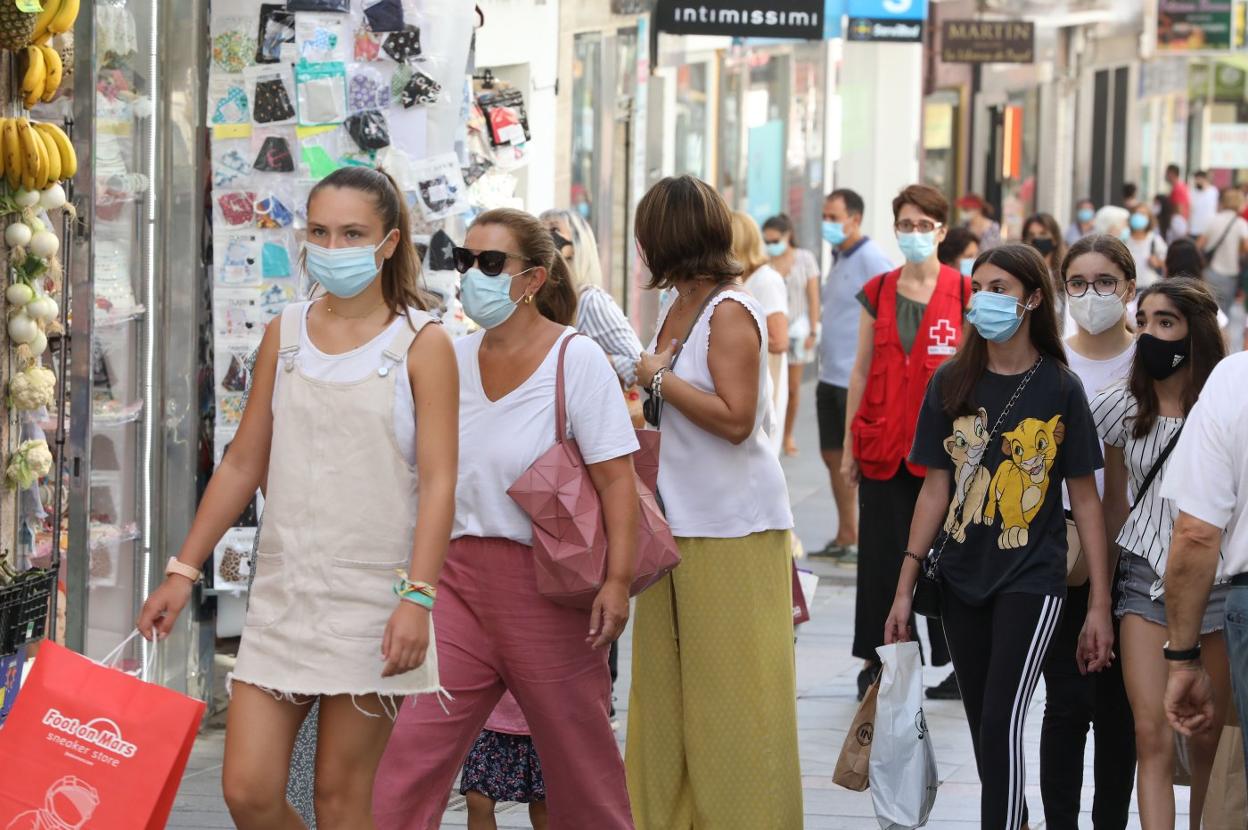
451;247;535;276
1064;276;1123;298
895;220;943;234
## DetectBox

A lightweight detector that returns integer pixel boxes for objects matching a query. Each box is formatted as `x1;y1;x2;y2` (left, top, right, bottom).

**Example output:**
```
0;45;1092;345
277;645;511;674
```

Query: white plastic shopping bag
869;642;938;829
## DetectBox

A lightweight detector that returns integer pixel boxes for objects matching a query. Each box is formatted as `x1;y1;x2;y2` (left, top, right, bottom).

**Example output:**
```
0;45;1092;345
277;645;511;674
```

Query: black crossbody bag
913;357;1044;619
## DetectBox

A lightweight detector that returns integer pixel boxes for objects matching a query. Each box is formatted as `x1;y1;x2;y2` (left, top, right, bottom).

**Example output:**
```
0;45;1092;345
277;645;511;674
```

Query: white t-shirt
1094;384;1184;597
453;328;640;545
1125;233;1167;288
1160;352;1248;579
1203;211;1248;277
1063;340;1135;508
1190;185;1221;236
778;249;820;339
744;265;789;318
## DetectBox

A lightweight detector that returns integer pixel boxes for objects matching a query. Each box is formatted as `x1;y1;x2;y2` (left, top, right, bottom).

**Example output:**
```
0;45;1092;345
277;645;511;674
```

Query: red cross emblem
927;319;958;355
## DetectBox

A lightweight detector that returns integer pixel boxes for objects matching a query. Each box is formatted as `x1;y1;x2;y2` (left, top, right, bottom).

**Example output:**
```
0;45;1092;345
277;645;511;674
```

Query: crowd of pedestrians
134;161;1248;829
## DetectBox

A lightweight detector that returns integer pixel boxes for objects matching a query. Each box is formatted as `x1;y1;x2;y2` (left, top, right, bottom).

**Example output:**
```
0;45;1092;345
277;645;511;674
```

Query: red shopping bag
0;639;205;829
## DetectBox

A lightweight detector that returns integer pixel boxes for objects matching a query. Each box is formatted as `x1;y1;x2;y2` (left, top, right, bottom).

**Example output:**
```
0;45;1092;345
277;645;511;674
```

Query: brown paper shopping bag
833;677;879;791
1203;725;1246;830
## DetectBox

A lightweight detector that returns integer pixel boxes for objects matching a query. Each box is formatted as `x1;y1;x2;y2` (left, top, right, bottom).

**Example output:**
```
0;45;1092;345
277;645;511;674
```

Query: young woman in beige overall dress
139;168;458;830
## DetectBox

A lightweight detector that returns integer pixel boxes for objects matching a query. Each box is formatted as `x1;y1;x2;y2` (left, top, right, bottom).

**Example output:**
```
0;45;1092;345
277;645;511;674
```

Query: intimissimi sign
654;0;824;40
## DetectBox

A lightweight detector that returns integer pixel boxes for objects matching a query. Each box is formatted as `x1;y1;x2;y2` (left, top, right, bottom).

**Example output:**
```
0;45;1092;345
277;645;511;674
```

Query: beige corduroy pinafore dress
230;302;440;699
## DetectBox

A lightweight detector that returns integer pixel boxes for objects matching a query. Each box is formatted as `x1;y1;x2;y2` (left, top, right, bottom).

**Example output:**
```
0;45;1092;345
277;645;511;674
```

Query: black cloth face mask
1137;333;1188;380
1029;237;1055;256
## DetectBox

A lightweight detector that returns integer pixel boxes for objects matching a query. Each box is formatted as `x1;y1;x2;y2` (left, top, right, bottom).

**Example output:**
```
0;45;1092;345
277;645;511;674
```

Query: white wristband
165;557;202;583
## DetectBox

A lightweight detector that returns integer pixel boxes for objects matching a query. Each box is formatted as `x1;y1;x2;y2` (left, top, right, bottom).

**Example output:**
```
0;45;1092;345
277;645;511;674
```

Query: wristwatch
165;557;202;583
1162;640;1201;662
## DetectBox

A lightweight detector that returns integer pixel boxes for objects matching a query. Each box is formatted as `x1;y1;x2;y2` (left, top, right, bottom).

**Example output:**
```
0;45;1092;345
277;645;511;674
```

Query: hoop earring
524;293;534;305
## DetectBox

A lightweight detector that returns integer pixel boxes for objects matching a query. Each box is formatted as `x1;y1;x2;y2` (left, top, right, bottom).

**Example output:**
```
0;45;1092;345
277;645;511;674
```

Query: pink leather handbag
508;333;680;608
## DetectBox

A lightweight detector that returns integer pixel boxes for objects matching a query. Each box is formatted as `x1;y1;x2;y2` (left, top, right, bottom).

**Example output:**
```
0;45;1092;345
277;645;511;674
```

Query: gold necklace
324;298;384;320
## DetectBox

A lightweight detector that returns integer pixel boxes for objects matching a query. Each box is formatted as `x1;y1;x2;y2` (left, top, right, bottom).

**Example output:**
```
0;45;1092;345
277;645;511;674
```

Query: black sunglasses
451;246;535;277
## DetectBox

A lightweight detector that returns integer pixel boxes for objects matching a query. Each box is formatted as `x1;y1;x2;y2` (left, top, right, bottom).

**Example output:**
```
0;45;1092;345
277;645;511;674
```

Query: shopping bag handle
99;629;158;680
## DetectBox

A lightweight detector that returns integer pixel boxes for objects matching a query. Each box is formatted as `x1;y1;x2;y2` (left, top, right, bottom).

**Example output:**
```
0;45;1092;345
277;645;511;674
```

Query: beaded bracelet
903;550;927;565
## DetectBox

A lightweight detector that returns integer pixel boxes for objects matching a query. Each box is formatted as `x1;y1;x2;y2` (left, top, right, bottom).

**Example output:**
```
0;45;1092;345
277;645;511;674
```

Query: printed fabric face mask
304;232;394;299
364;0;405;32
897;231;937;264
383;26;422;62
254;136;295;173
966;291;1029;343
253;77;296;124
460;266;534;329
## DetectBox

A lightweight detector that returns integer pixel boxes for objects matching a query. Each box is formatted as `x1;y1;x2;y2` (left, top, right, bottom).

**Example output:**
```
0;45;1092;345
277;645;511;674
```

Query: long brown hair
942;243;1067;417
306;166;430;315
1127;277;1225;439
1060;233;1137;285
472;208;578;326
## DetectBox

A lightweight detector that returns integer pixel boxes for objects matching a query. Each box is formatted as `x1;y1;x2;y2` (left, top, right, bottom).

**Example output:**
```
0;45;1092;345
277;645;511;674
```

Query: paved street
170;381;1188;828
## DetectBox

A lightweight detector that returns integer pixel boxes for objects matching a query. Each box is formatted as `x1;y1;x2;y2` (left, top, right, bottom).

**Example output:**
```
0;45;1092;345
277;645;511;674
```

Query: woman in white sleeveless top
138;168;458;828
627;176;801;829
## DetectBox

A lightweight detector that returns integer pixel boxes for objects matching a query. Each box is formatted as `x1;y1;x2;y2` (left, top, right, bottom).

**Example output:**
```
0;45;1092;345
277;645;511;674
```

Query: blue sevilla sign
847;0;928;21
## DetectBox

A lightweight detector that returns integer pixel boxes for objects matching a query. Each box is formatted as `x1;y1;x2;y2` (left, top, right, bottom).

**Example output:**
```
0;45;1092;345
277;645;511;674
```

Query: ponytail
307;166;432;320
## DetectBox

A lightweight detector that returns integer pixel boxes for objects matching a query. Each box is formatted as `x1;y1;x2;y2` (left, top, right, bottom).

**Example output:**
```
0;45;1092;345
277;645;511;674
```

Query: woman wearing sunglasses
842;184;968;700
375;208;638;829
628;176;800;829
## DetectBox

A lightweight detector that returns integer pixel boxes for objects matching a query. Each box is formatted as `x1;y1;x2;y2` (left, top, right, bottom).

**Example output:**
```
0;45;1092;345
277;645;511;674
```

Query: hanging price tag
15;0;43;13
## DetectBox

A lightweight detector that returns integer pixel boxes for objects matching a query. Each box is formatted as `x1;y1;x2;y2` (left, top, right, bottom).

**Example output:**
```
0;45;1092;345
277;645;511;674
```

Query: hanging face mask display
459;266;535;329
1136;333;1188;380
897;231;937;264
210;78;249;125
383;26;422;63
399;66;442;108
344;109;391;152
253;135;295;173
212;142;251;188
251;70;296;125
363;0;406;33
216;232;262;286
216;191;257;228
254;195;294;229
966;291;1030;343
304;232;395;299
262;240;293;279
255;4;295;64
348;66;392;112
212;17;256;75
295;60;348;127
1067;289;1125;335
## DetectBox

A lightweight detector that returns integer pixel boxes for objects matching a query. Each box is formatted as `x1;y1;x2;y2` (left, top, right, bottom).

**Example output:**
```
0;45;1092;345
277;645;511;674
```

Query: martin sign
941;20;1035;63
654;0;824;40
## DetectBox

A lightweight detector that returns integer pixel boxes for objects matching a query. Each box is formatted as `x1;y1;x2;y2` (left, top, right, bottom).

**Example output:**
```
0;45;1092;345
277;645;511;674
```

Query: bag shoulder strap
1130;424;1185;512
1205;215;1236;259
553;330;583;444
670;282;733;372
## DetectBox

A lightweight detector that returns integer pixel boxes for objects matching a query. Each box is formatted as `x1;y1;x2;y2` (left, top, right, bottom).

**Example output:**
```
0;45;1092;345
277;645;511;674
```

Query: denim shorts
1114;552;1228;634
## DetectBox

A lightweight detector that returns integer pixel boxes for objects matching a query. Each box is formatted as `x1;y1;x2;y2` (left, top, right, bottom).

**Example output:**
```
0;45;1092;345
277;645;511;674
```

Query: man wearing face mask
842;184;969;698
812;189;893;563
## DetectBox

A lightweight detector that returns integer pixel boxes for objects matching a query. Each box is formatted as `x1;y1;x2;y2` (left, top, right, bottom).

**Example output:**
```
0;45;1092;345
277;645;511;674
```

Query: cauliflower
6;439;53;490
9;365;56;412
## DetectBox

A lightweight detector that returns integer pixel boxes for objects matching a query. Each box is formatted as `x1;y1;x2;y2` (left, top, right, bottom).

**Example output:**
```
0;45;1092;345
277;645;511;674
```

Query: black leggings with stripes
942;590;1064;830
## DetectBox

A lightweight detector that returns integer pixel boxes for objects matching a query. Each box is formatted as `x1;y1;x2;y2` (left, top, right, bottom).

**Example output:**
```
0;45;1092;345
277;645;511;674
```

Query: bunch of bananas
31;0;78;45
20;44;63;109
0;119;75;191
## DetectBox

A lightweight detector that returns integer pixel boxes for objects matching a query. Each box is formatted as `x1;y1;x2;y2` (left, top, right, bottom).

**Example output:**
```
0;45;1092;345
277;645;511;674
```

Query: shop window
675;63;709;180
572;33;603;224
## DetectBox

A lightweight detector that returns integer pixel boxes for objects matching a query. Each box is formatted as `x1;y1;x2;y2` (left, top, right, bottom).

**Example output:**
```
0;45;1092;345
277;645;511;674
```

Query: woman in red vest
842;184;970;697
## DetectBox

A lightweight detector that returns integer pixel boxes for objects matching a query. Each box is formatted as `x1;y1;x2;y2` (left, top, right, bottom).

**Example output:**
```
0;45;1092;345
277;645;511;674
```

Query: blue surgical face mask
966;291;1030;343
1118;227;1131;243
897;231;937;264
765;240;787;258
304;233;393;299
1077;207;1095;224
459;266;535;329
1129;214;1149;232
822;220;845;247
959;257;975;277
